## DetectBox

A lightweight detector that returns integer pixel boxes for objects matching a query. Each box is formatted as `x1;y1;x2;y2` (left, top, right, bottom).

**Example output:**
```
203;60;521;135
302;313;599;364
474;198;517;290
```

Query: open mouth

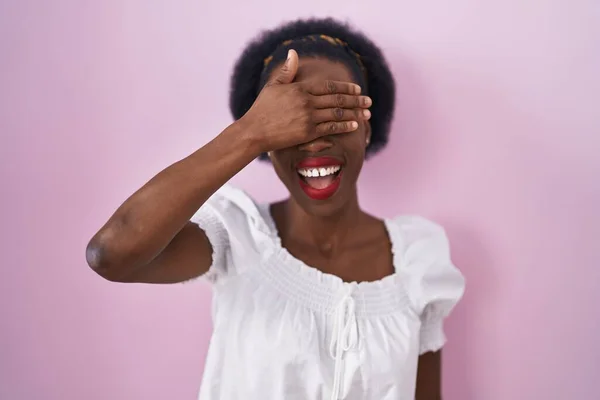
295;157;344;201
297;165;342;189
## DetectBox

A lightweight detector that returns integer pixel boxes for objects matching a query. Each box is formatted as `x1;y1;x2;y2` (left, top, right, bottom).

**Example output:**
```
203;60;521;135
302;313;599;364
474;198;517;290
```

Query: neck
277;191;363;253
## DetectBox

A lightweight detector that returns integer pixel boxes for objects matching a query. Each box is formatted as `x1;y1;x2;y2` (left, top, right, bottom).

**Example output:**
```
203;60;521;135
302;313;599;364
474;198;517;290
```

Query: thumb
269;49;298;85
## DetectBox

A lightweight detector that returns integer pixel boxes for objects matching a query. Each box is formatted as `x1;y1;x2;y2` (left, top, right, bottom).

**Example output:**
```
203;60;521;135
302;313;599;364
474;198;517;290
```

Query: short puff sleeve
397;216;466;354
189;184;260;284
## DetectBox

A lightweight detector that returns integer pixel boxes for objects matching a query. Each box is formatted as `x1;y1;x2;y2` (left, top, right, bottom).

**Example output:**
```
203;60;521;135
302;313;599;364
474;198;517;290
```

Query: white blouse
190;184;465;400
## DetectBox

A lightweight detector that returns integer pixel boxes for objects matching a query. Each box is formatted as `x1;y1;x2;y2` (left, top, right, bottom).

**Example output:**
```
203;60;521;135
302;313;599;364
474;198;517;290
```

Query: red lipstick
296;156;344;201
296;156;343;169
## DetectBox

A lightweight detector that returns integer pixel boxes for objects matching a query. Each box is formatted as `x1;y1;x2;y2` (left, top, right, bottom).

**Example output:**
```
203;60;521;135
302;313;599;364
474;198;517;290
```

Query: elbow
85;235;130;282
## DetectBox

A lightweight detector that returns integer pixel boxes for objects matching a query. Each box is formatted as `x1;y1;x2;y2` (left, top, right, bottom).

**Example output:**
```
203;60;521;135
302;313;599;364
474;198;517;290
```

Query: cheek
341;129;368;157
270;156;293;183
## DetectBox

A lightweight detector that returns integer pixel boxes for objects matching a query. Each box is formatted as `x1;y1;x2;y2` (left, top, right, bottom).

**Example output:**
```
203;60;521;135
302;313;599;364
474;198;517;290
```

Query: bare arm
85;49;371;284
86;121;260;283
415;350;442;400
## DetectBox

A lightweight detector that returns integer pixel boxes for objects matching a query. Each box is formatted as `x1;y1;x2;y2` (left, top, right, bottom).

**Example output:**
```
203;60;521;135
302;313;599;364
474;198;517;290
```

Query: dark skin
268;57;441;400
268;59;391;282
86;50;441;399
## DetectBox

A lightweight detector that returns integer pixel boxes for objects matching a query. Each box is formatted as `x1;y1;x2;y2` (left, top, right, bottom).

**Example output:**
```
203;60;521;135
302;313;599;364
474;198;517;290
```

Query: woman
87;17;465;400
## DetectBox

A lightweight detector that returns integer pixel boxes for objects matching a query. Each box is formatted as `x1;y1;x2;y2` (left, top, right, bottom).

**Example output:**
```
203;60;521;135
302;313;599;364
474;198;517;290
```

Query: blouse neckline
251;202;410;317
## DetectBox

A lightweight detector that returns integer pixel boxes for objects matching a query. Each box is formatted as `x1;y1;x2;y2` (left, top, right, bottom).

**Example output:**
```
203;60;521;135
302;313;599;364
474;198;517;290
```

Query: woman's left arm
415;350;442;400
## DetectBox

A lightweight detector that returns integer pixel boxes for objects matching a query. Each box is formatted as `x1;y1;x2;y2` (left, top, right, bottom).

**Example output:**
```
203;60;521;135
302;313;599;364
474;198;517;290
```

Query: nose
298;137;333;153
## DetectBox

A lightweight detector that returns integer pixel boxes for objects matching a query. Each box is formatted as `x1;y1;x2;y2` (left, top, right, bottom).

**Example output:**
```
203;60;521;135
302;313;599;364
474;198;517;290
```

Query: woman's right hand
240;49;372;154
86;51;372;284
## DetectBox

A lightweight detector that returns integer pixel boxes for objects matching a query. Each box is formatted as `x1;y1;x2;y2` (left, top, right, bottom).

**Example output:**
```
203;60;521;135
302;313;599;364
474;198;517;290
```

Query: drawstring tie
329;284;358;400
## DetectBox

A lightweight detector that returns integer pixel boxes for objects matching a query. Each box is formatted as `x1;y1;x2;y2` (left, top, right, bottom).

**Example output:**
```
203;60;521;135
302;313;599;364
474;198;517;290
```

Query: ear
364;123;372;148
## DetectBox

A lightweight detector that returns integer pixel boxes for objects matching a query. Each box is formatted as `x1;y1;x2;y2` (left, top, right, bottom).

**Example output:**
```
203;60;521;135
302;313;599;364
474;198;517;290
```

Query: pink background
2;1;599;399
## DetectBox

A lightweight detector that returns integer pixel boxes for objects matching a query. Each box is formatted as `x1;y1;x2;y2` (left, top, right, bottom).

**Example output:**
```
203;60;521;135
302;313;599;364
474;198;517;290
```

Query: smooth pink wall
2;1;599;399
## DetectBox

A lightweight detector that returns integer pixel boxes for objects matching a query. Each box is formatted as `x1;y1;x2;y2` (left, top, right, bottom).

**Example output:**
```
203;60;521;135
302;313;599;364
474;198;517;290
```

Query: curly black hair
229;17;396;160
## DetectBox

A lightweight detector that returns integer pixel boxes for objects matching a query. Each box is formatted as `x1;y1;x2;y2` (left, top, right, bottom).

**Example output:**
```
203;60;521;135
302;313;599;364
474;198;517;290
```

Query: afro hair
229;17;396;160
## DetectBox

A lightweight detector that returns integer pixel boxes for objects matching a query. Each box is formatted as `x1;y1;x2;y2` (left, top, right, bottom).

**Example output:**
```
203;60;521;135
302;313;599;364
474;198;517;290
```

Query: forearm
86;120;260;272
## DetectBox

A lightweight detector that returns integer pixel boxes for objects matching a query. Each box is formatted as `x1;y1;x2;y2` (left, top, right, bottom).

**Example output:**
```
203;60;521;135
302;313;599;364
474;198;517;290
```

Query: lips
296;156;343;169
296;157;344;200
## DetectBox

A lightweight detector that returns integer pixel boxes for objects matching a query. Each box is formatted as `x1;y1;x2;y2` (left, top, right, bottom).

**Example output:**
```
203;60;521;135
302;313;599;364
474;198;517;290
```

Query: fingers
308;84;372;134
315;121;359;136
312;107;371;124
305;80;362;96
310;93;372;109
266;49;299;86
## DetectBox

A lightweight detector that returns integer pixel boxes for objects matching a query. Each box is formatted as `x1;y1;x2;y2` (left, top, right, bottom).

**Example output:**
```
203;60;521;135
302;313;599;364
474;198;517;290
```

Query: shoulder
386;215;450;259
189;184;272;281
387;215;465;313
192;184;263;228
190;183;273;251
201;184;259;215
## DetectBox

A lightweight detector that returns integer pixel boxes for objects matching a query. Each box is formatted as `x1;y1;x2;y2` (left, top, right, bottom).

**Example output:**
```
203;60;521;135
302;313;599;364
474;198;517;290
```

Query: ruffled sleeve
394;216;466;354
189;184;263;284
189;193;231;283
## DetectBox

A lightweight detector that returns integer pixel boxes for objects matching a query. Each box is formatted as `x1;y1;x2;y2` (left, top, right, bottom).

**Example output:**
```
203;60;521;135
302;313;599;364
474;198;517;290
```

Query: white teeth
297;165;341;178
